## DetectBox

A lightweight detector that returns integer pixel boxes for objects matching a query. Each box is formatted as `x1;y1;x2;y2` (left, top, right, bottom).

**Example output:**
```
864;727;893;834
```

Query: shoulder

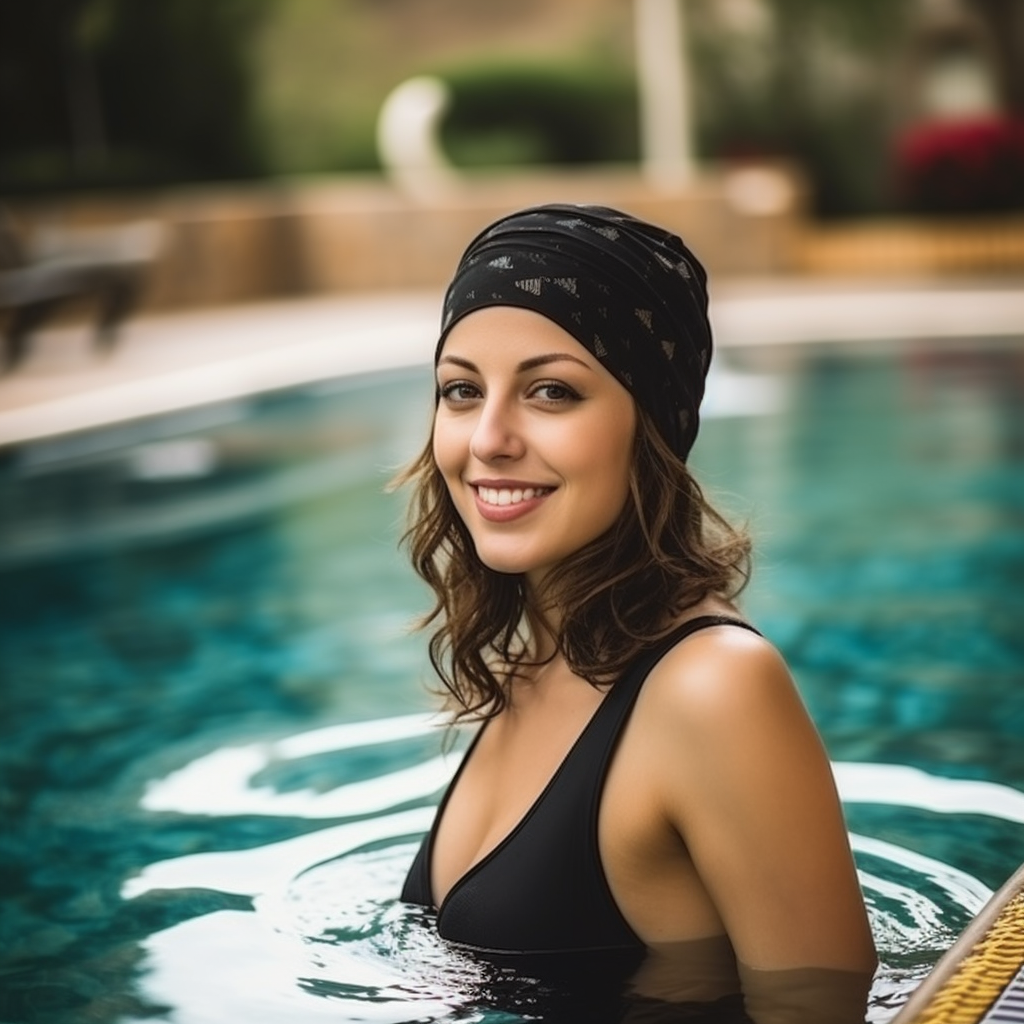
630;622;876;974
633;620;827;801
643;621;801;732
632;619;833;817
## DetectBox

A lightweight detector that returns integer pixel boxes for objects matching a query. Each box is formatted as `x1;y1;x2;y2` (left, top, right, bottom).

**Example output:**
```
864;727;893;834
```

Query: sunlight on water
836;763;1024;823
4;342;1021;1023
139;713;450;819
702;362;787;419
121;713;1023;1023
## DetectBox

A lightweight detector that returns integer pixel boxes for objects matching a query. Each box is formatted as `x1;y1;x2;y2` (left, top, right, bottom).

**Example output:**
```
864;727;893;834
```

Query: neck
522;578;562;665
523;606;559;664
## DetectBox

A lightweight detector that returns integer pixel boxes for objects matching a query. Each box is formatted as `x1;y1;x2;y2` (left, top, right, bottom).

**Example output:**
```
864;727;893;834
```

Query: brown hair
394;404;751;722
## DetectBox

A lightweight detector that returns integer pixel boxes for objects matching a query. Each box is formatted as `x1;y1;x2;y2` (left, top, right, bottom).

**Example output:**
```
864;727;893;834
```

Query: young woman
398;204;876;1022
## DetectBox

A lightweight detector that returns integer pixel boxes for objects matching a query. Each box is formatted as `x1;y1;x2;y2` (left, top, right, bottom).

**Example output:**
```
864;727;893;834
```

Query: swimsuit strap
604;614;762;712
401;613;762;959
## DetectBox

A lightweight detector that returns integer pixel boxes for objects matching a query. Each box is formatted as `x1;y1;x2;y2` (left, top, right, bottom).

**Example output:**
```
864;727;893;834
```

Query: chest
430;686;607;907
418;683;654;958
421;672;725;951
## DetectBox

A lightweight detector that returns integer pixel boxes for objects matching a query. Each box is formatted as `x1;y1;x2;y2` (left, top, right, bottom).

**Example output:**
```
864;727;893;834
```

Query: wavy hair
393;405;751;721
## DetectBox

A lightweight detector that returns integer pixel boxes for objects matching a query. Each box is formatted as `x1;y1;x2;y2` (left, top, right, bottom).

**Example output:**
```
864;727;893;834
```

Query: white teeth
477;486;547;506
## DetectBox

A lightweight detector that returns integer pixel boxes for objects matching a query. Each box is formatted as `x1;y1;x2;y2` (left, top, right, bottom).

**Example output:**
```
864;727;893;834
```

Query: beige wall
8;166;808;312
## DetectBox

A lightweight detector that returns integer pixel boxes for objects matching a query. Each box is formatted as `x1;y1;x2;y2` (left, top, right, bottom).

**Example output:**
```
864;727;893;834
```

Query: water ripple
124;715;1024;1023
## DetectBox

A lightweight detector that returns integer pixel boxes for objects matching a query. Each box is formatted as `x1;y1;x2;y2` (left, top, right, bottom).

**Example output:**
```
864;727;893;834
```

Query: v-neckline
430;683;615;915
425;614;756;915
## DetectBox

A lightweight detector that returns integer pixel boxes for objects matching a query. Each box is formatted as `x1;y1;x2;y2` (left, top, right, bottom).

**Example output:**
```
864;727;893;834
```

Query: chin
475;554;531;577
472;544;544;578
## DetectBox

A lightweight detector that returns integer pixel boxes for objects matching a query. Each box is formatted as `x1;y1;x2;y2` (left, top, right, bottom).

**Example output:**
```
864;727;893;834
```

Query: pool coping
1;278;1022;447
890;859;1024;1024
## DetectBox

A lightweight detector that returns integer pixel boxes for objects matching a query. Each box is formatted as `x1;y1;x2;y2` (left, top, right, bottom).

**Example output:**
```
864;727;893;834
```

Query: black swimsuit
401;615;760;979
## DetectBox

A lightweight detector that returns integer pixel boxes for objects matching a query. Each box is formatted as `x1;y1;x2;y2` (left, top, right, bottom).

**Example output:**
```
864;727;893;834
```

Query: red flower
894;117;1024;214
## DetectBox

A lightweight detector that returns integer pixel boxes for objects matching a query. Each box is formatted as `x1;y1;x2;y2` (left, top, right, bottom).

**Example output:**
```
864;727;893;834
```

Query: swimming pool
1;334;1023;1023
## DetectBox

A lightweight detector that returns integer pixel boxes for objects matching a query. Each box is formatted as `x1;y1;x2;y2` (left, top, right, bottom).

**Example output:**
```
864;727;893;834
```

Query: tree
0;0;273;193
967;0;1024;114
688;0;915;216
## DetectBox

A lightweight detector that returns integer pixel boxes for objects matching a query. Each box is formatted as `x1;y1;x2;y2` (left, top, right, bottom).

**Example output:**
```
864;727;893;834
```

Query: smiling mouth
474;485;553;507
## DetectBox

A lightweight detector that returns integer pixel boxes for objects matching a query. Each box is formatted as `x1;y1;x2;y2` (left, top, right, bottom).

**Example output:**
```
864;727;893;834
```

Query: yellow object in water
893;861;1024;1023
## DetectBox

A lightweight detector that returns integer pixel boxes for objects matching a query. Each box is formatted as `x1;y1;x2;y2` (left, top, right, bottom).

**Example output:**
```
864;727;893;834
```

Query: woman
398;205;876;1022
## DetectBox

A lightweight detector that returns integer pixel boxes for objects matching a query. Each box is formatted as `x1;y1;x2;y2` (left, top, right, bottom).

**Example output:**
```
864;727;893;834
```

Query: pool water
1;339;1023;1023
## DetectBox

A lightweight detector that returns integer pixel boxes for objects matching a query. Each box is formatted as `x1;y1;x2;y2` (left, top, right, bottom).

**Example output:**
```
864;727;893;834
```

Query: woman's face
433;306;636;588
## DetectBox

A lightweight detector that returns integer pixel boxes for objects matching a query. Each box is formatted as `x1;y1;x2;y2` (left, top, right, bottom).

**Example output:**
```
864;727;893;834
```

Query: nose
469;395;525;463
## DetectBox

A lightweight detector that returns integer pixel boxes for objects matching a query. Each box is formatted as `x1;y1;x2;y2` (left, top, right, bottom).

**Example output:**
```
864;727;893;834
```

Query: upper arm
648;631;876;974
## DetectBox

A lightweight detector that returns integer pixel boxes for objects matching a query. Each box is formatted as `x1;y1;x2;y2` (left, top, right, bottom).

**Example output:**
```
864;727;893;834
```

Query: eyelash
529;381;582;404
437;380;582;406
438;381;480;403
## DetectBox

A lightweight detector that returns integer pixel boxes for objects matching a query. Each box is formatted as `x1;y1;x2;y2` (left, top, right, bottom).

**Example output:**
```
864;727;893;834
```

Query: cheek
564;431;634;522
594;415;636;499
431;414;463;486
605;444;634;508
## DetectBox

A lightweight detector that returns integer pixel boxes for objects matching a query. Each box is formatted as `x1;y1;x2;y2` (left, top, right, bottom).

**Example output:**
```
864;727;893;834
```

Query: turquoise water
1;340;1023;1023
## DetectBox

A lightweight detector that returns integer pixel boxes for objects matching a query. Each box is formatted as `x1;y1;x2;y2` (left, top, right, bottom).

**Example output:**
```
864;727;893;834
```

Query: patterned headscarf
437;203;713;460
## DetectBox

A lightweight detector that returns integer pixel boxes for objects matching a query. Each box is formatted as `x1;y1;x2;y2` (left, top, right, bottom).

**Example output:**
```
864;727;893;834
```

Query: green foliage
436;59;639;169
94;0;272;181
251;0;637;177
0;0;90;189
0;0;272;194
249;0;388;176
690;0;915;218
768;0;900;49
1;0;940;217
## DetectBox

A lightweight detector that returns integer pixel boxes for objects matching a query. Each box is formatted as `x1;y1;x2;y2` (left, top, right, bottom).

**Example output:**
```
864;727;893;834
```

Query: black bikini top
401;615;761;972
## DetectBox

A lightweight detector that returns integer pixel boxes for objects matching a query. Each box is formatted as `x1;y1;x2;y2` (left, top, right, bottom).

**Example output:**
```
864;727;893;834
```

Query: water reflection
121;714;1020;1023
3;341;1021;1022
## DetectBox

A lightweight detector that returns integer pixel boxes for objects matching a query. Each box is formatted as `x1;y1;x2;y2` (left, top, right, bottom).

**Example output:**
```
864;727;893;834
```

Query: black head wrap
437;203;713;460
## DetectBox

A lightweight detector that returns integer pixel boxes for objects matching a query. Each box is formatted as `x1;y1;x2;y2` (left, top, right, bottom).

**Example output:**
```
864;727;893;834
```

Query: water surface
1;340;1023;1023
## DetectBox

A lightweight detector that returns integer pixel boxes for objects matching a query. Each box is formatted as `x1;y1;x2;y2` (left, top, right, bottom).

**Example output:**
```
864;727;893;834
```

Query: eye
438;380;481;404
529;381;582;404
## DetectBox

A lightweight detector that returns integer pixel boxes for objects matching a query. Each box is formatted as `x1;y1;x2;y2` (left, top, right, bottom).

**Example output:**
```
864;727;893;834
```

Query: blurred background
4;0;1024;204
1;4;1024;1024
2;0;1024;321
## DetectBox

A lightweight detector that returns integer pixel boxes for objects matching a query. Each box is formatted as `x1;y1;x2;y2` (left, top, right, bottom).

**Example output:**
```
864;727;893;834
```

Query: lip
468;479;555;523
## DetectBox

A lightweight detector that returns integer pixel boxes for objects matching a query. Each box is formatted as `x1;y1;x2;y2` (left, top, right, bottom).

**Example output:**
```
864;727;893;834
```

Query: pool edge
891;859;1024;1023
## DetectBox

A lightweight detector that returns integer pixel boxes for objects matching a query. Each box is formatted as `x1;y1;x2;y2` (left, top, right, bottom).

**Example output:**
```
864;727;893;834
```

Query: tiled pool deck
2;276;1022;447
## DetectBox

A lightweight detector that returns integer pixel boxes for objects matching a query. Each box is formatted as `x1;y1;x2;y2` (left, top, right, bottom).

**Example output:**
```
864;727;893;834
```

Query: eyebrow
437;353;594;373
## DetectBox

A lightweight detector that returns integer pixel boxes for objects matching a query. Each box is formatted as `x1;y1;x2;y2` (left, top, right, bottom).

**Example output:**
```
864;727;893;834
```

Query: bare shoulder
642;622;803;735
632;621;876;976
633;618;836;837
